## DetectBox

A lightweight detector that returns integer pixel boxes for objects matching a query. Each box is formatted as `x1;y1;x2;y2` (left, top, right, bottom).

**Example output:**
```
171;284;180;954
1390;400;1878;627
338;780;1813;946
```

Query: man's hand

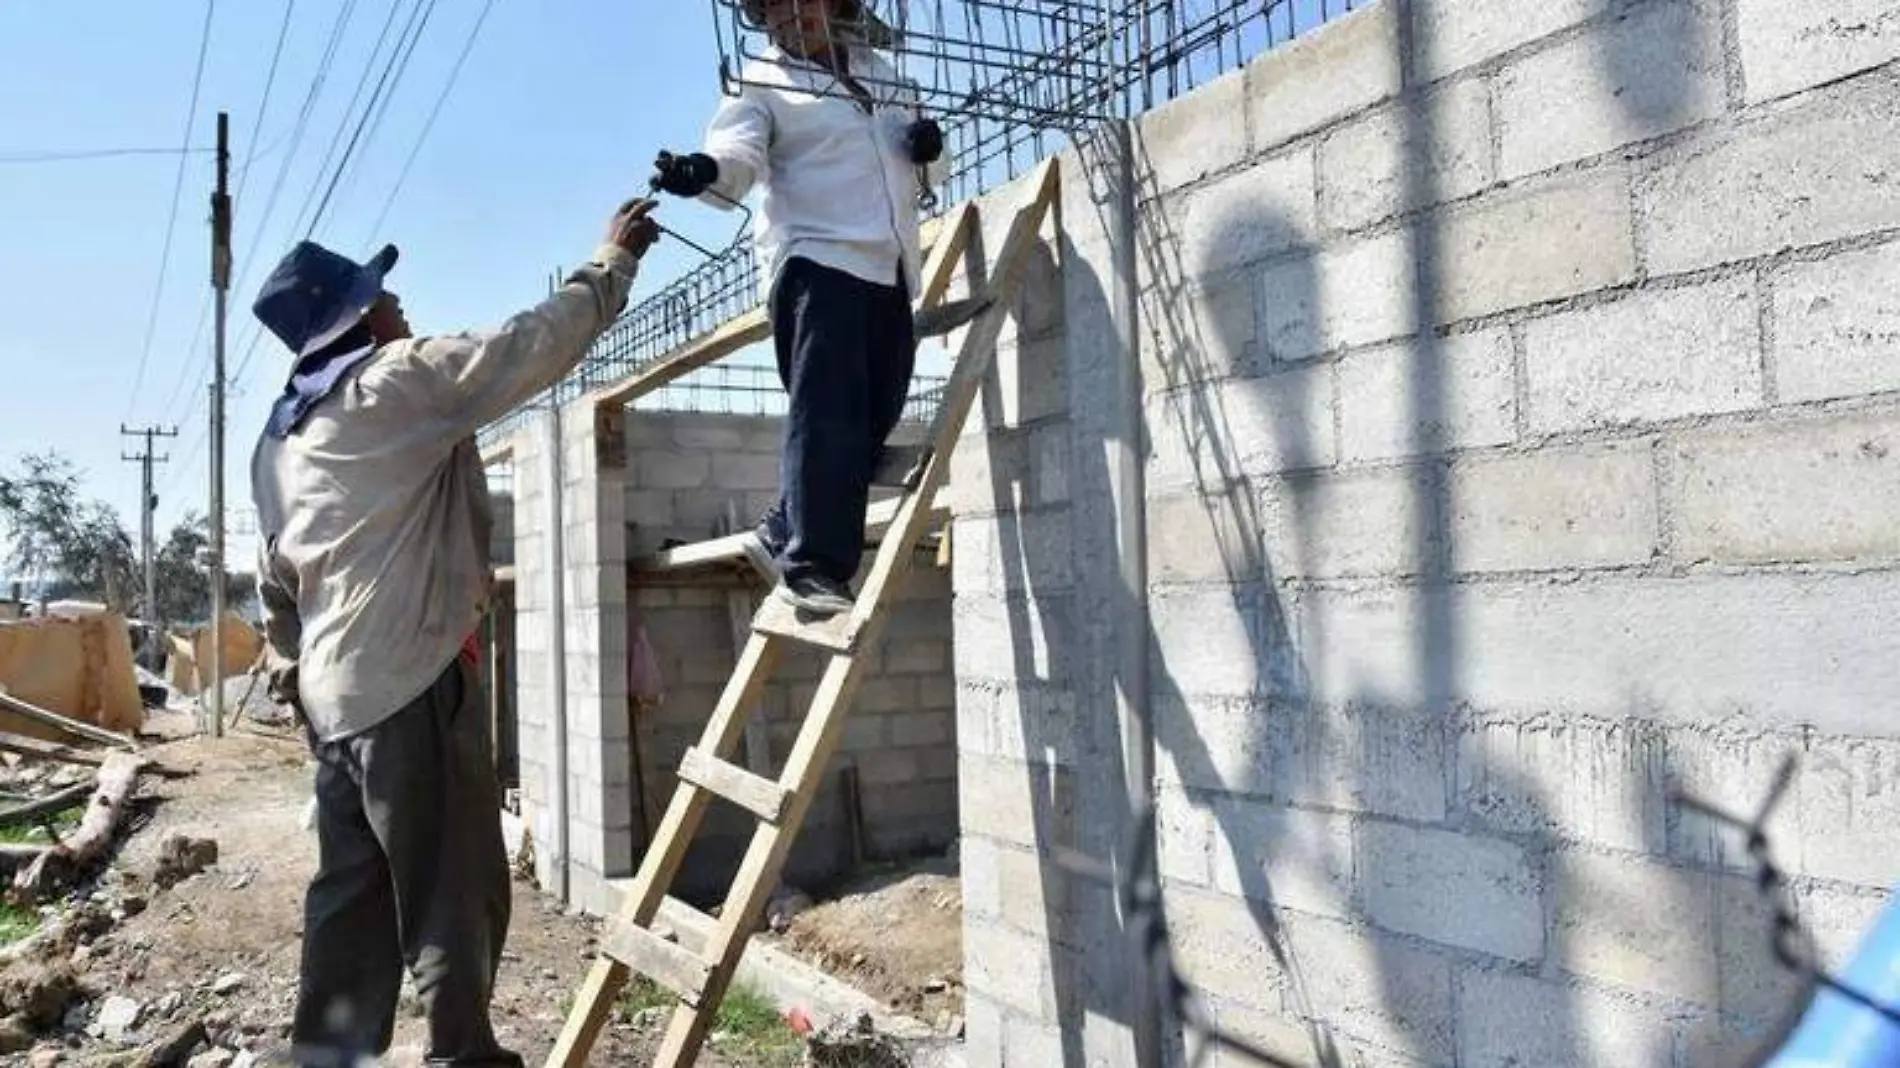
652;150;720;198
606;197;662;260
903;118;944;165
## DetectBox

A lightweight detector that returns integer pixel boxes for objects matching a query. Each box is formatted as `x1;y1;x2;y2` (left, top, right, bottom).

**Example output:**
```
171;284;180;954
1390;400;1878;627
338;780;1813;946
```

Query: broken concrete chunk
804;1011;907;1068
186;1050;234;1068
152;837;219;889
95;995;143;1043
210;974;245;996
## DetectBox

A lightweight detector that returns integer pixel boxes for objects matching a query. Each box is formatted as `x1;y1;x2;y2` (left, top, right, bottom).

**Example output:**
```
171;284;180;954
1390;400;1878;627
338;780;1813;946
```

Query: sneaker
738;530;781;583
775;574;855;616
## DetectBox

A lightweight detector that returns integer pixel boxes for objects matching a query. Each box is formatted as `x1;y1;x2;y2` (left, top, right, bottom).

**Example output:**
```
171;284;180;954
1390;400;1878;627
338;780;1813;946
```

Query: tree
152;511;254;624
0;452;137;611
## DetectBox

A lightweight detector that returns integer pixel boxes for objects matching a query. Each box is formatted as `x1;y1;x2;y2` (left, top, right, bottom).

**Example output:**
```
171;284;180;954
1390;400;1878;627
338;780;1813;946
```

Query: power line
0;146;211;164
304;0;436;240
152;0;301;437
232;0;450;393
158;0;362;438
123;0;217;423
284;0;408;244
320;0;440;230
364;0;500;244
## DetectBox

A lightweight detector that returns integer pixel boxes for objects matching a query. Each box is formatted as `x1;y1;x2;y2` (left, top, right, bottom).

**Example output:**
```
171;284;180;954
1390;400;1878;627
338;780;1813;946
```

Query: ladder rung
751;594;860;653
871;444;930;488
600;918;712;1007
677;748;791;823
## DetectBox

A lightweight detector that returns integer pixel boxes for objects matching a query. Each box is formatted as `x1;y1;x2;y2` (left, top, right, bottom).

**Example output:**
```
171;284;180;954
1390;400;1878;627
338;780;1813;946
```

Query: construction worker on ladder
652;0;951;616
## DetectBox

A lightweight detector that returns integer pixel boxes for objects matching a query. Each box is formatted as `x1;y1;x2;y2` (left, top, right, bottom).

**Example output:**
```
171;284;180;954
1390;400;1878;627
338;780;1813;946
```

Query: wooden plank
585;307;772;411
676;748;790;824
598;919;711;1007
542;630;781;1068
633;495;948;573
648;158;1063;1068
721;502;774;778
915;201;975;310
0;689;137;750
750;596;858;654
0;730;107;768
0;782;92;827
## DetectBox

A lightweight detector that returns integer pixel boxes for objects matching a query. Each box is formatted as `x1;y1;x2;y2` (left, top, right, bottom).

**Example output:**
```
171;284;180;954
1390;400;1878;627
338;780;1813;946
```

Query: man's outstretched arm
368;198;662;439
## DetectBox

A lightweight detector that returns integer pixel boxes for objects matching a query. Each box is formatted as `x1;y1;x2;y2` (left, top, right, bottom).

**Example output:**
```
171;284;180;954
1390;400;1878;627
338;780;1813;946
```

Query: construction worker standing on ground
246;197;660;1066
653;0;951;616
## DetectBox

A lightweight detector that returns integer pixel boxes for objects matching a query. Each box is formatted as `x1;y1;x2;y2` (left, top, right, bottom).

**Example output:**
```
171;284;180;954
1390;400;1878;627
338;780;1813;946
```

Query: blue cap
252;240;399;359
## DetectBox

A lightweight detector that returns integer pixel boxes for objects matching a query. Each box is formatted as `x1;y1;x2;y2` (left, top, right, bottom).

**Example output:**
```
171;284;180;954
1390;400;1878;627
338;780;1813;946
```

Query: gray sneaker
738;530;780;582
775;574;854;616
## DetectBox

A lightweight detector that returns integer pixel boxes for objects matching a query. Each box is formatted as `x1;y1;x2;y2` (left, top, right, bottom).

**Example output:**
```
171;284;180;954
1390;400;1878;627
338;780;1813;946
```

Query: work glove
903;118;944;165
651;150;720;198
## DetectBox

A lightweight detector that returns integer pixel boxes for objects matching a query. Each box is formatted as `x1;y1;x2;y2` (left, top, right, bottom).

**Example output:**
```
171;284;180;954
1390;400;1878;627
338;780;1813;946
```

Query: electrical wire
283;0;409;243
362;0;501;245
157;0;363;453
151;0;300;436
318;0;441;230
122;0;217;423
0;146;211;164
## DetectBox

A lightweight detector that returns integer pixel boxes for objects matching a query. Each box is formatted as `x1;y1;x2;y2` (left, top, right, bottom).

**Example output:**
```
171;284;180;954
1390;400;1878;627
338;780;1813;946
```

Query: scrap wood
0;686;137;751
0;730;187;780
0;781;91;827
12;752;146;900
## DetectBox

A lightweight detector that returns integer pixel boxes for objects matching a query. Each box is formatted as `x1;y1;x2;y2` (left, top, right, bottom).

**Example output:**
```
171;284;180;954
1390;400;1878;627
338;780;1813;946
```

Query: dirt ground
0;713;801;1067
770;855;965;1032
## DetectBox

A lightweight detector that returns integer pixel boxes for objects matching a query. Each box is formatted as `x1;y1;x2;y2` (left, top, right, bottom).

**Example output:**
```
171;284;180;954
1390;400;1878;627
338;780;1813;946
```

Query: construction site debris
127;1016;207;1067
92;995;143;1043
12;754;146;901
802;1012;907;1068
0;781;93;828
0;962;83;1035
0;688;138;751
186;1048;233;1068
163;615;264;700
207;674;289;728
151;837;218;891
0;613;145;740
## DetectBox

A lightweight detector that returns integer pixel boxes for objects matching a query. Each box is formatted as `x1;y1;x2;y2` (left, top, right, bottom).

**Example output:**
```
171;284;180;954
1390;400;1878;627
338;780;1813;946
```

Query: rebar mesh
478;0;1365;452
628;364;949;421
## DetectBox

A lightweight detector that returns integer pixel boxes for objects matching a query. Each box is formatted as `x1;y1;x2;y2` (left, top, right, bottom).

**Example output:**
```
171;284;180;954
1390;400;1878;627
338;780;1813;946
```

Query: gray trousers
293;657;520;1067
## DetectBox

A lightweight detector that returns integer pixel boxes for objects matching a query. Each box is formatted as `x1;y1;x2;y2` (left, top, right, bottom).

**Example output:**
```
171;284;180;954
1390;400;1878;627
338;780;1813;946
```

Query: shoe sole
774;583;853;616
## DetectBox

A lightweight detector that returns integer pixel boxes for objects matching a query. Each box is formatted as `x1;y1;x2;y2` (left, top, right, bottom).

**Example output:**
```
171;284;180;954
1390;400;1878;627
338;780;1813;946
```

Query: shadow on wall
965;0;1817;1062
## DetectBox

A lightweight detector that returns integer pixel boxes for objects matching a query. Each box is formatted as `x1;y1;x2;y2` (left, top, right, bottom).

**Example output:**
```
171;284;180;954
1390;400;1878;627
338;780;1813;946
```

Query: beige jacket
250;244;640;742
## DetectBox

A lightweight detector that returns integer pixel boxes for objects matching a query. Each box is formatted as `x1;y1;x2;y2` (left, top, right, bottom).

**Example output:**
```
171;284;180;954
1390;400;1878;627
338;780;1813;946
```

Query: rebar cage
478;0;1366;451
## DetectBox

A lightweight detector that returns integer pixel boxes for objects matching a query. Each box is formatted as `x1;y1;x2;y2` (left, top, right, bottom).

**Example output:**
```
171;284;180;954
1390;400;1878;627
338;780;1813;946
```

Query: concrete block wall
953;1;1900;1064
625;411;960;902
509;403;638;917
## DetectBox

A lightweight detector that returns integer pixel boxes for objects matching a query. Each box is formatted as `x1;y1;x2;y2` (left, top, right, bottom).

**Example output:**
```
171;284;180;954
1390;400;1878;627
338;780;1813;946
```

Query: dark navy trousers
760;256;917;585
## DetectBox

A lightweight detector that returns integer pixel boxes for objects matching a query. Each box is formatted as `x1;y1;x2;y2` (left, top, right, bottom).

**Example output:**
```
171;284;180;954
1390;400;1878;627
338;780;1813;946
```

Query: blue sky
0;0;1353;579
0;1;751;566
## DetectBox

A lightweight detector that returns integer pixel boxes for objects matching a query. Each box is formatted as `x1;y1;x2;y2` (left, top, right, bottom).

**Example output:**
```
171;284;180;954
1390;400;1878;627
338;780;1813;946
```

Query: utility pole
119;424;178;625
207;110;231;738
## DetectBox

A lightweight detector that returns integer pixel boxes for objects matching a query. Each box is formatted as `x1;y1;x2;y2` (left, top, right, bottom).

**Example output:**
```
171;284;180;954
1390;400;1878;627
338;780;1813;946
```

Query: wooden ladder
543;157;1060;1067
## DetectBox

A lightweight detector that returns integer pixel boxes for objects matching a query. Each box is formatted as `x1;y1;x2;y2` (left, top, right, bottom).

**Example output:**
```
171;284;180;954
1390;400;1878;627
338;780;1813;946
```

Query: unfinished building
478;0;1900;1064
